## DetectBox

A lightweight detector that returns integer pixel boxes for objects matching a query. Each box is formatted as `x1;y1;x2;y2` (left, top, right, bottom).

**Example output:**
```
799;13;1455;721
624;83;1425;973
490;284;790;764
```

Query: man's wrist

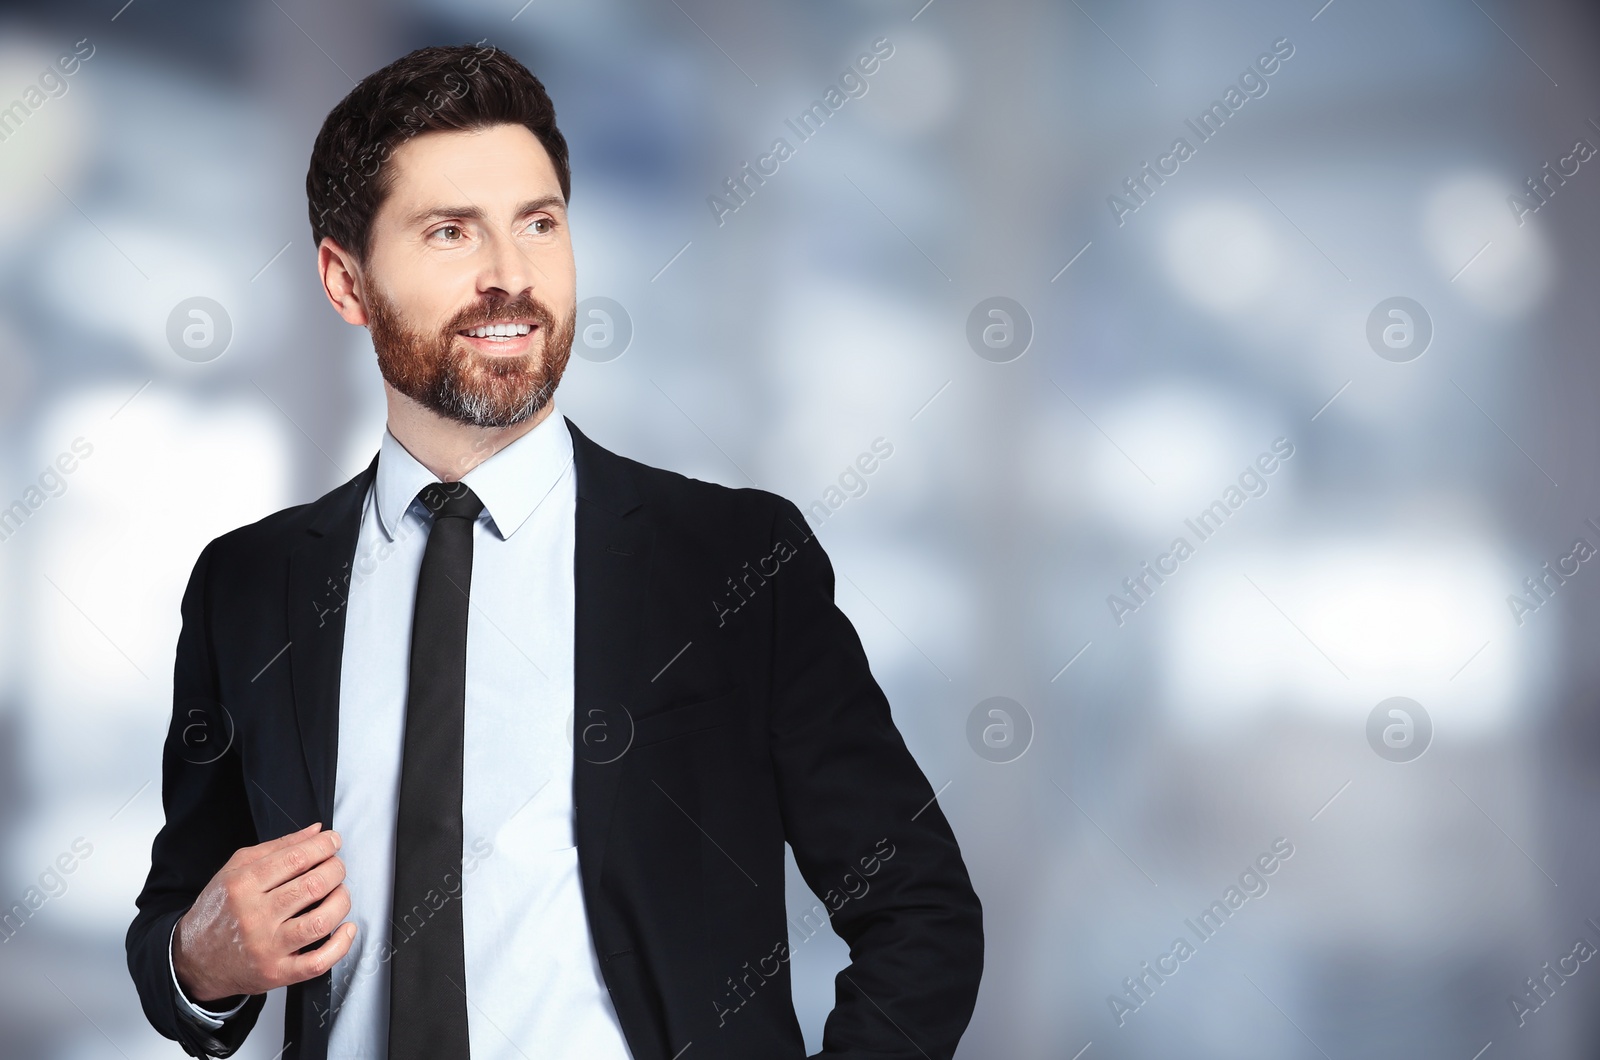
168;919;249;1025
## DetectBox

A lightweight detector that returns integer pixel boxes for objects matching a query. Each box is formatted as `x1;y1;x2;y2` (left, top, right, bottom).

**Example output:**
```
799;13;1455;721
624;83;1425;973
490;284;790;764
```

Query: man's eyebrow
404;195;567;228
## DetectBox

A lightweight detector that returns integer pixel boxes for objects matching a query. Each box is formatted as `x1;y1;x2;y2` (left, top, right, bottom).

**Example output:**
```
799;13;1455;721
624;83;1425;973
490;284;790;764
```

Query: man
126;42;982;1060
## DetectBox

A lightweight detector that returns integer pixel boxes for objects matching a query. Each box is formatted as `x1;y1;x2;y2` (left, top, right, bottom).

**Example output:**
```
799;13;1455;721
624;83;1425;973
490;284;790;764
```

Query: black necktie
388;480;483;1060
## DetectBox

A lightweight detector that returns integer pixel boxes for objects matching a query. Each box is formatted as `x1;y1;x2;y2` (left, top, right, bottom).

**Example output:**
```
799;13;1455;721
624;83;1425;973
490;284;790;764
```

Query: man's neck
383;383;555;482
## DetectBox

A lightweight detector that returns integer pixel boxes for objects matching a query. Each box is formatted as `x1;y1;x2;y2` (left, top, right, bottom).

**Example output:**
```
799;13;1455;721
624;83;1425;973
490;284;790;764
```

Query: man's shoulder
200;458;374;571
621;451;793;522
570;419;803;540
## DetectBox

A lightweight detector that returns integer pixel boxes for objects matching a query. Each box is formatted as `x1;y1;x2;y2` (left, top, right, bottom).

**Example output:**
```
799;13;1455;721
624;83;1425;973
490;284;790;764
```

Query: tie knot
417;481;484;522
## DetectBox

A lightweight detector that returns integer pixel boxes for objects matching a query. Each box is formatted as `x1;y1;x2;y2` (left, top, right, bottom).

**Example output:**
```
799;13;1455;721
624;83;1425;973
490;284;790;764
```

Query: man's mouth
455;320;541;354
458;322;537;342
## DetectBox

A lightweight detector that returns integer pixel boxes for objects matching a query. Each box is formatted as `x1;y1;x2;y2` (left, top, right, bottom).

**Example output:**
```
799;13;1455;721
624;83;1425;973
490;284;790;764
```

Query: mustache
448;296;557;332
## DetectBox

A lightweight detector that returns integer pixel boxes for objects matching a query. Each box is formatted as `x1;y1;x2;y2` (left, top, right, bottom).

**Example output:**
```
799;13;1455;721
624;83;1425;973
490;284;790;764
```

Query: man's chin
431;388;554;429
441;361;563;425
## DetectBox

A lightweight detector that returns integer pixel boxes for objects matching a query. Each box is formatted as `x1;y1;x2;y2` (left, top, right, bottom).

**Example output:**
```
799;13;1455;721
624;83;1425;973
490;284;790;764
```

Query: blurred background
2;0;1598;1056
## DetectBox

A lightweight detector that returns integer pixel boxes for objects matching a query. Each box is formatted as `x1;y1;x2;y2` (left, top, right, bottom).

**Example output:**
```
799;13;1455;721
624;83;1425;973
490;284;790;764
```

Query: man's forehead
384;125;563;217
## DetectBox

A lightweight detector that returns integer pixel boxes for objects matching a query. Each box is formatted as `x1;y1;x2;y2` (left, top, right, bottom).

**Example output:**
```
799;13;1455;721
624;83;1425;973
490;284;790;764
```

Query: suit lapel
287;453;378;829
567;416;650;900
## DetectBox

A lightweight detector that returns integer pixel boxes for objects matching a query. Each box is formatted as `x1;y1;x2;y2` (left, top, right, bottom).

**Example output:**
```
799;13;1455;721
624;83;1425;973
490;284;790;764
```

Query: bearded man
125;42;982;1060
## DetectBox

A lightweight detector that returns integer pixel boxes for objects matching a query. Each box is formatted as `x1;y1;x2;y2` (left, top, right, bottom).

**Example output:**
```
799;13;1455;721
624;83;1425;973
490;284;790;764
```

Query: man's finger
281;882;353;950
281;921;357;985
247;829;342;893
268;854;347;919
244;822;323;861
222;822;322;870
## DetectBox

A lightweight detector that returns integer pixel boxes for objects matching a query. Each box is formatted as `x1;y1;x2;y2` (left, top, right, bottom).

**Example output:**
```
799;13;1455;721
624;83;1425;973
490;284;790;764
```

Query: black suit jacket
126;416;983;1059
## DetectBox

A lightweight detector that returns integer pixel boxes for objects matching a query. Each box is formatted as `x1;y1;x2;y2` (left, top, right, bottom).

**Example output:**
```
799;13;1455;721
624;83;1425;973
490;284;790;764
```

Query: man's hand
172;822;355;1004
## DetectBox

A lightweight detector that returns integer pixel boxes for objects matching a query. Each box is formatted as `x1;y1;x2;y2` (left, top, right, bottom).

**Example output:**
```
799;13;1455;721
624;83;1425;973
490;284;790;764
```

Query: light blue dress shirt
171;407;634;1059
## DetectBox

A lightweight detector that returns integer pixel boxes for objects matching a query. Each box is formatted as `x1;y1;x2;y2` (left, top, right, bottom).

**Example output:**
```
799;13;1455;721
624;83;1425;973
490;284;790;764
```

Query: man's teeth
462;323;533;339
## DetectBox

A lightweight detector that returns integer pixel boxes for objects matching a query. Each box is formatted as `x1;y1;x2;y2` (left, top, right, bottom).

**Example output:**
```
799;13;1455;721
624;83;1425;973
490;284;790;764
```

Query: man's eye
529;218;554;235
433;225;463;242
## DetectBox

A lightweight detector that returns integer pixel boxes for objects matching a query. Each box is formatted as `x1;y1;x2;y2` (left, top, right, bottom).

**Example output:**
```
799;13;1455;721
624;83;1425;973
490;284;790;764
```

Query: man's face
359;123;576;428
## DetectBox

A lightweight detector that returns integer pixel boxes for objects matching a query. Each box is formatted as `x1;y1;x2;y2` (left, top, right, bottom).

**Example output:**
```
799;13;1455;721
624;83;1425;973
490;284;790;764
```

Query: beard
367;284;576;429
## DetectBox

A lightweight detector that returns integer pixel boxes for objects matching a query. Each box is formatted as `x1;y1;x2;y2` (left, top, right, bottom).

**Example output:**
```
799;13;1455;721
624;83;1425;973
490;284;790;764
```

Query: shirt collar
374;404;573;542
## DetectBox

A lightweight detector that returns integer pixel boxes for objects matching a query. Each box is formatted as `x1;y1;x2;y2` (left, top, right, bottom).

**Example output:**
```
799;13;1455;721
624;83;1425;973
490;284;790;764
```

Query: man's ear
317;237;369;326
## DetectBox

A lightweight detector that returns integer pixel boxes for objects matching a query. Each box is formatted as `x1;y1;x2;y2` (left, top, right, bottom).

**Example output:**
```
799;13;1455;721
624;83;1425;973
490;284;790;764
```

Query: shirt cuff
168;920;249;1026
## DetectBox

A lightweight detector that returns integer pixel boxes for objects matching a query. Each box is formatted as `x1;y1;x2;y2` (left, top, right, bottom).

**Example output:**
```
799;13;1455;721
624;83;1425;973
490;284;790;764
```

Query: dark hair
305;41;571;265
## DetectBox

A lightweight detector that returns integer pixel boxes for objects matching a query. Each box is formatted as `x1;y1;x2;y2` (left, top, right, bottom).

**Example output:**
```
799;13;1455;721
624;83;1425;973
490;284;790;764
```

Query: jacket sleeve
125;538;268;1057
764;498;984;1060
